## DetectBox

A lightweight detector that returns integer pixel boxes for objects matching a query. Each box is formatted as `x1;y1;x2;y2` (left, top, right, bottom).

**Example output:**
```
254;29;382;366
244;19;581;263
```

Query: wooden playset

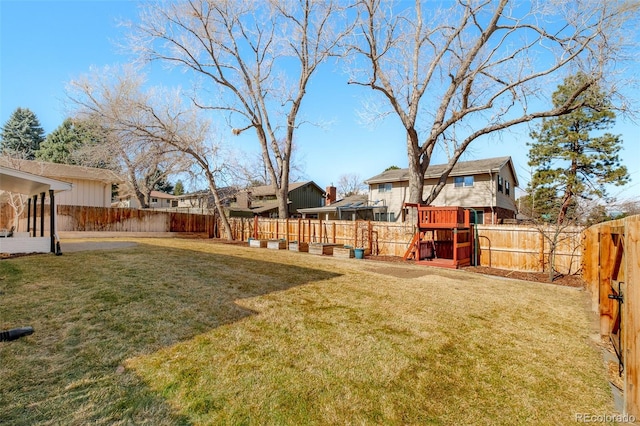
403;204;475;269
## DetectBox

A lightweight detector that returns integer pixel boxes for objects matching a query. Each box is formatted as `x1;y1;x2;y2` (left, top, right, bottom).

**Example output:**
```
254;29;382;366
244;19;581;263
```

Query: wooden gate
606;229;625;376
584;216;639;418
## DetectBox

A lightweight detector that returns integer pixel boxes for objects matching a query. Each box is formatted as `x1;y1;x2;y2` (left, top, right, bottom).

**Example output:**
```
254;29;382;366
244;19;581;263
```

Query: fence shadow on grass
0;242;341;425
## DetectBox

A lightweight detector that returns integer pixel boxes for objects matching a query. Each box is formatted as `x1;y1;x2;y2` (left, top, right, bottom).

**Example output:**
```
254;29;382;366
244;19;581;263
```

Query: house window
497;176;503;193
455;176;474;187
377;183;392;192
374;212;395;222
152;198;158;203
470;210;484;224
506;181;510;196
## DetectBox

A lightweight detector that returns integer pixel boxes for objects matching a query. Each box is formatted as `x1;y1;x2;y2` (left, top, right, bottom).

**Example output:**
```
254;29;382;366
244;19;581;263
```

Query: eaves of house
244;181;325;198
365;156;518;187
0;157;123;184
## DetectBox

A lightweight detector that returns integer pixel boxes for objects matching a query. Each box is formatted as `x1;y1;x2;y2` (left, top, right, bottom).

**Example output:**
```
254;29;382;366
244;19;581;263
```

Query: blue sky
2;0;639;202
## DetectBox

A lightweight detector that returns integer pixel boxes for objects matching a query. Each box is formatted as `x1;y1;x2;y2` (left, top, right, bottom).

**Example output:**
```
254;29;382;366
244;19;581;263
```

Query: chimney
326;186;337;205
237;190;252;209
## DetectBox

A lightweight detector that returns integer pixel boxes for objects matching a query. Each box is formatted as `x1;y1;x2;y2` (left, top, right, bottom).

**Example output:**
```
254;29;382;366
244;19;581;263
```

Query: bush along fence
583;215;640;419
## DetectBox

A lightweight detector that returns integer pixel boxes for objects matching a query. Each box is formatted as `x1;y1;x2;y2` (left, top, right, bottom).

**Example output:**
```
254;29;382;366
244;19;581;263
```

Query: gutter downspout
488;169;495;224
468;208;479;266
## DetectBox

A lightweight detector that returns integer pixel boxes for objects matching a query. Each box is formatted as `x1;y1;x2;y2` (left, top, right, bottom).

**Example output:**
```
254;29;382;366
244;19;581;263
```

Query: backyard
0;238;618;425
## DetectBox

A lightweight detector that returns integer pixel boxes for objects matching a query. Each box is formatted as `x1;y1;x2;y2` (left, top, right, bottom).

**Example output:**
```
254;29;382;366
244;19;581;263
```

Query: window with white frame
377;183;392;192
455;176;474;187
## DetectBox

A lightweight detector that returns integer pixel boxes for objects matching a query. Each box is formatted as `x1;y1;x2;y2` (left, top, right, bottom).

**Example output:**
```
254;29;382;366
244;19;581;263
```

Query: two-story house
228;181;325;218
364;156;519;224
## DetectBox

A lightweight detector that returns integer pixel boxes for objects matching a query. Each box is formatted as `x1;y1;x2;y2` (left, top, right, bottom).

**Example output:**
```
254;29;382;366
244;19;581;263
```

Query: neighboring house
114;190;177;209
364;156;519;224
298;190;388;221
175;187;238;211
228;181;325;218
0;157;121;207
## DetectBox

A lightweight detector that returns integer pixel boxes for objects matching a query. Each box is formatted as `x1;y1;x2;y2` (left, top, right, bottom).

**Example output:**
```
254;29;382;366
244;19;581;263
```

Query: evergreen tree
173;180;185;196
527;73;629;224
146;168;174;194
0;107;45;159
36;118;84;164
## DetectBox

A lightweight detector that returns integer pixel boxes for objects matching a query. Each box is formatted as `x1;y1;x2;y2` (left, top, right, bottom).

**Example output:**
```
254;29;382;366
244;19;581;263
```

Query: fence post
539;231;545;272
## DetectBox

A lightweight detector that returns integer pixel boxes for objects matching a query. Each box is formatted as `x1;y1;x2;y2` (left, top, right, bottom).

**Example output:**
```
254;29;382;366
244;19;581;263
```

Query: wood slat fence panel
582;215;639;419
236;218;582;274
475;225;583;274
3;204;584;275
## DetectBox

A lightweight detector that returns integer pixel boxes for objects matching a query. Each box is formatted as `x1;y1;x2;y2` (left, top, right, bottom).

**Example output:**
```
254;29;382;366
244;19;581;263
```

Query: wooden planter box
288;242;309;252
309;243;341;256
249;239;267;248
267;240;287;250
333;247;355;258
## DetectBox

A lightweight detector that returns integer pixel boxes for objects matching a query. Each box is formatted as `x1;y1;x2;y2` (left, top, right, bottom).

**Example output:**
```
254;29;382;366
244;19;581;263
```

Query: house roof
0;157;123;184
244;181;325;197
0;165;73;196
150;190;176;199
364;156;519;187
176;187;238;200
298;194;385;215
229;199;291;214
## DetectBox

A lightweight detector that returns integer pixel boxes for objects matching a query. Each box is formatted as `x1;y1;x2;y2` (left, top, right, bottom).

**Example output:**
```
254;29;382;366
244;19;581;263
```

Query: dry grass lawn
0;238;617;425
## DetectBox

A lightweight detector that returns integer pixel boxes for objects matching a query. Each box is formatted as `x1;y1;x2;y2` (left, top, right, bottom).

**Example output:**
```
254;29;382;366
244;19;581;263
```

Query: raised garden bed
248;239;268;248
288;242;309;252
267;240;287;250
333;246;355;258
309;243;342;256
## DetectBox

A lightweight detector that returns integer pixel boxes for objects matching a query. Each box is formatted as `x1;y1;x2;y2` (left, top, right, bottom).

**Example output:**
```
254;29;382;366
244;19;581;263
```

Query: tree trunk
202;168;233;240
406;129;425;204
277;185;289;219
208;182;233;240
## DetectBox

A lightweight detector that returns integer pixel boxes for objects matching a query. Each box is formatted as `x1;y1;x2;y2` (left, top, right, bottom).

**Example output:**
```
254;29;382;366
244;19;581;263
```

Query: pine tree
173;180;185;196
36;118;84;164
527;73;629;224
0;108;45;159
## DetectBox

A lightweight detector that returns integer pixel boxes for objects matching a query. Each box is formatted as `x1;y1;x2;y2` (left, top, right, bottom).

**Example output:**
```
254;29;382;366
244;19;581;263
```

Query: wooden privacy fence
476;224;583;275
1;204;583;274
229;217;582;274
2;205;219;237
57;206;219;237
582;215;640;418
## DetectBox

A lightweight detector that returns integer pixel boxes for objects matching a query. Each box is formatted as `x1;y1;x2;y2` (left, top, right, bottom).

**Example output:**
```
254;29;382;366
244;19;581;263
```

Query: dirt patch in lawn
202;241;586;288
365;255;585;288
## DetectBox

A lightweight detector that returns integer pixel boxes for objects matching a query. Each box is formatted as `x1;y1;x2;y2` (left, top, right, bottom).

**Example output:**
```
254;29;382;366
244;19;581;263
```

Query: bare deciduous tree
67;66;236;239
337;173;366;198
127;0;351;218
348;0;639;205
66;67;188;209
2;192;26;232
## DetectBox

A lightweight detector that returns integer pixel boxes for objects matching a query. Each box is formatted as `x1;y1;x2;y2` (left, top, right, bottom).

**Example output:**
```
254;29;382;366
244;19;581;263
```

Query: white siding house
364;156;519;224
0;157;121;207
115;190;178;209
